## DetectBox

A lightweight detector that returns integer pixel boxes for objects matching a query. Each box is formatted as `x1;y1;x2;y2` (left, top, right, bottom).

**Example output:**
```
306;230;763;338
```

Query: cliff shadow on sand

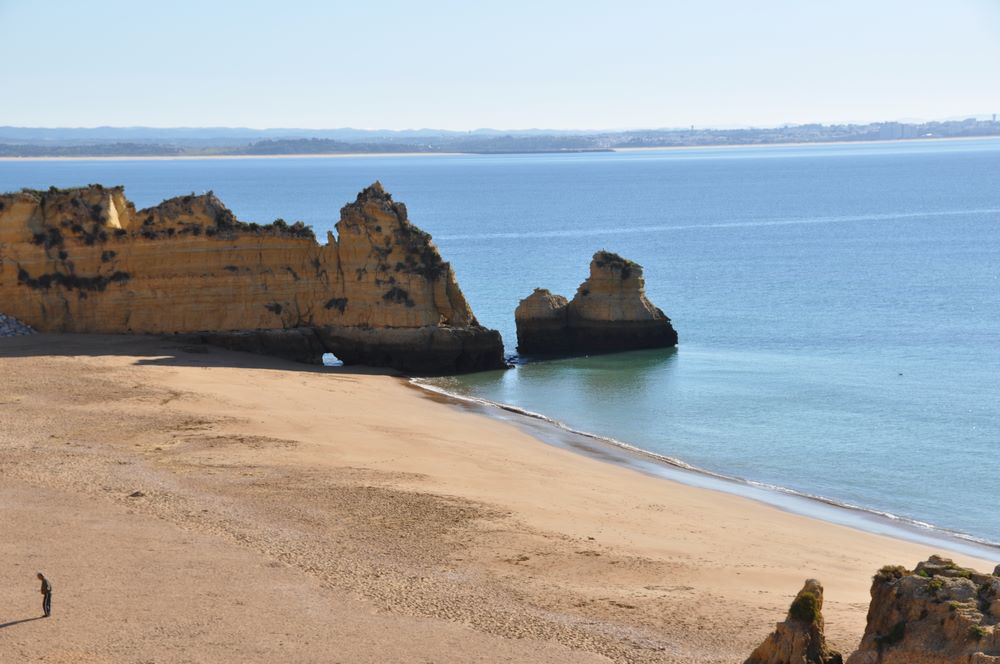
0;333;404;378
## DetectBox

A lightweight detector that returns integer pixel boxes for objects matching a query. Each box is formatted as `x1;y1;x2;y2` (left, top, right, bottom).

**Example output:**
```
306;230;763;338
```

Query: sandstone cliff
745;579;843;664
0;182;504;373
514;250;677;355
846;556;1000;664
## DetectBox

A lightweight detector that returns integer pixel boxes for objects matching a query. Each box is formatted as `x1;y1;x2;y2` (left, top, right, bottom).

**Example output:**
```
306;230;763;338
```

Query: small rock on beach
0;313;36;337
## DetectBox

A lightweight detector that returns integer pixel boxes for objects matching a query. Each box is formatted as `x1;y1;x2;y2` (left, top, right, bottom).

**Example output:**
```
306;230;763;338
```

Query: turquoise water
2;139;999;545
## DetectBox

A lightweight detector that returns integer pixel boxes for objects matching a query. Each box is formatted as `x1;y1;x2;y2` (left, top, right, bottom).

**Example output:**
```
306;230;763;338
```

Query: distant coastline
613;134;1000;152
2;134;999;162
0;151;465;162
3;118;999;159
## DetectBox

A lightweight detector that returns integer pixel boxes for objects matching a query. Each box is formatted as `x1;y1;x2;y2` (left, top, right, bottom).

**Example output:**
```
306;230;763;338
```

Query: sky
2;0;999;130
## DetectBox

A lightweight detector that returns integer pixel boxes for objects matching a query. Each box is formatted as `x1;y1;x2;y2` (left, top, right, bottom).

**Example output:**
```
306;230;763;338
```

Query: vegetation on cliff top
189;192;317;240
788;591;821;624
593;250;639;280
2;186;317;241
348;182;449;281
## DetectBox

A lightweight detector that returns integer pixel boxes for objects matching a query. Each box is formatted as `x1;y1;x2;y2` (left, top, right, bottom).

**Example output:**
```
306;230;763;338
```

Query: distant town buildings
878;123;920;139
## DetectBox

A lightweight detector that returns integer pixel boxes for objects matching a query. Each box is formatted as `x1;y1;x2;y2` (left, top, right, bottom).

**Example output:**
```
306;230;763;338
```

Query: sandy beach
0;334;994;663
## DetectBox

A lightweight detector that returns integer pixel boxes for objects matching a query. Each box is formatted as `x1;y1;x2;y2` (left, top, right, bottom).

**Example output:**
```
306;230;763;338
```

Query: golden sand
0;334;992;663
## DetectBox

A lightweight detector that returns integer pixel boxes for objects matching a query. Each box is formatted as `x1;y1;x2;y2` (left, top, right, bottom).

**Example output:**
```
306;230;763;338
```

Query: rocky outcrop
515;250;677;355
315;325;505;374
514;288;570;354
847;556;1000;664
0;182;504;373
745;579;843;664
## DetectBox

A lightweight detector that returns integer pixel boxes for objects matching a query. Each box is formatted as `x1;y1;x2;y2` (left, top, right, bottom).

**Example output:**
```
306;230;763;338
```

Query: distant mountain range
2;118;999;157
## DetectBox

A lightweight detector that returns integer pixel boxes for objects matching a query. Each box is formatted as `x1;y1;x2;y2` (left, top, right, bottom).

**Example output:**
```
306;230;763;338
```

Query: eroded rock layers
745;579;843;664
515;250;677;355
748;558;1000;664
847;556;1000;664
0;182;504;373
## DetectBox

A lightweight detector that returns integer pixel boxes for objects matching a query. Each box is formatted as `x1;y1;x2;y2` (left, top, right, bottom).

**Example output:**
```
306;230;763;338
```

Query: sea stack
515;250;677;356
744;579;843;664
0;182;505;374
846;556;1000;664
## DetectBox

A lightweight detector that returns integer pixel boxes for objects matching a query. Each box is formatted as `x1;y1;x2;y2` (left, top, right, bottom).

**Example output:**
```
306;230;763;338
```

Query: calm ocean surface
2;140;999;545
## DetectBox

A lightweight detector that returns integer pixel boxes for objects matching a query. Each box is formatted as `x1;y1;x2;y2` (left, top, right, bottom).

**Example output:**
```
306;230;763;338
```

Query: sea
2;139;998;550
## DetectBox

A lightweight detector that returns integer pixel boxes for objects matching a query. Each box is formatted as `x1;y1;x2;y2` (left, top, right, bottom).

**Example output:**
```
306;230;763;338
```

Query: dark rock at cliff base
515;251;677;356
182;328;328;364
745;579;843;664
178;324;505;373
315;325;506;375
846;556;1000;664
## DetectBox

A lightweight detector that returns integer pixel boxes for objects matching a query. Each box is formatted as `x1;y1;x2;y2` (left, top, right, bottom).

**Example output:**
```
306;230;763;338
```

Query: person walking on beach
37;572;52;617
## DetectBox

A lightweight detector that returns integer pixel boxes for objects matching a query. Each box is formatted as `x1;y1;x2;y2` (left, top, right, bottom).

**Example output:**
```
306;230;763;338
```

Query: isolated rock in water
745;579;843;664
513;288;569;354
515;250;677;355
0;182;504;373
846;556;1000;664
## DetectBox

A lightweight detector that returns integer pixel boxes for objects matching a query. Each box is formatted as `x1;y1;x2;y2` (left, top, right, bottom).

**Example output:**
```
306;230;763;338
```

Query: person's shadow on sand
0;616;45;629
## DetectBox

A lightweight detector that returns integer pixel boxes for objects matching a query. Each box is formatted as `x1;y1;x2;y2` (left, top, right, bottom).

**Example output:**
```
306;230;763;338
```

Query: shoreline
2;135;998;162
410;378;1000;560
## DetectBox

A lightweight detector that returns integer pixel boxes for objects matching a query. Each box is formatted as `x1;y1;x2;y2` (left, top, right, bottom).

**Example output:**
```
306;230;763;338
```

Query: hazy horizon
2;0;999;130
3;112;997;135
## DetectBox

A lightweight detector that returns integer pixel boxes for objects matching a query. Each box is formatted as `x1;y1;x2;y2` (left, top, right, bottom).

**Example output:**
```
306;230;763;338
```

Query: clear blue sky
2;0;999;130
